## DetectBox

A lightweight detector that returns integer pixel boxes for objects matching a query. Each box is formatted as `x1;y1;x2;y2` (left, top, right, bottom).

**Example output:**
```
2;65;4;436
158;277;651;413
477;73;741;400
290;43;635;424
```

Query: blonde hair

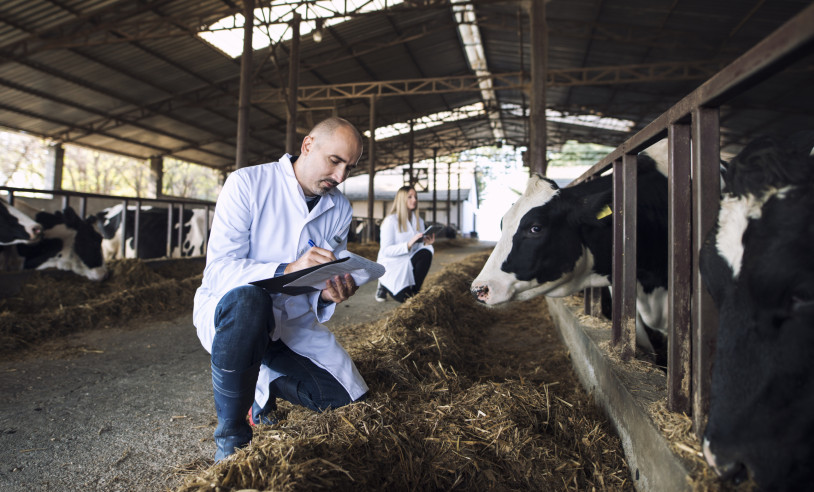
389;186;420;233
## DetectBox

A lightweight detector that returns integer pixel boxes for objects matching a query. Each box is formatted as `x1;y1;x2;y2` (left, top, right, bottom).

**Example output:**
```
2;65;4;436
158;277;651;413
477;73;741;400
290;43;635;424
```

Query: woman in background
375;186;434;302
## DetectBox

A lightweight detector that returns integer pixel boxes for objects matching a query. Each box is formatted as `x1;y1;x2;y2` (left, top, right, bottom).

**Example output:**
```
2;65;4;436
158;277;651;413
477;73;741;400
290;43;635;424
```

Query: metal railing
1;186;216;260
572;3;814;433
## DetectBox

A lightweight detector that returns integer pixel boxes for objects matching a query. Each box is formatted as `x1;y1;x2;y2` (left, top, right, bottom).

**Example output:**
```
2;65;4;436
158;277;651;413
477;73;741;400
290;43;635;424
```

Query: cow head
0;199;42;245
19;206;108;281
471;174;613;305
700;133;814;490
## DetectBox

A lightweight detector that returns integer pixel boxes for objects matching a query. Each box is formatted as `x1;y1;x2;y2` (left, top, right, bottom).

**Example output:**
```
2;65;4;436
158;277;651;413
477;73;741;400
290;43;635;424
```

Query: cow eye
529;224;542;234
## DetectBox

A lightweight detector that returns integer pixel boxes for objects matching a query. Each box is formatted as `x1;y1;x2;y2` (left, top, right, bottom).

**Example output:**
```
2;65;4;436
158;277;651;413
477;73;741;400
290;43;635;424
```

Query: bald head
309;117;364;158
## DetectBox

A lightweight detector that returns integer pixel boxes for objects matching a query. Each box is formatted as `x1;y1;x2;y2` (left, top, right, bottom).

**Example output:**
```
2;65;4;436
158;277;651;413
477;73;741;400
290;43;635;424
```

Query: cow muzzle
703;438;748;484
470;283;489;304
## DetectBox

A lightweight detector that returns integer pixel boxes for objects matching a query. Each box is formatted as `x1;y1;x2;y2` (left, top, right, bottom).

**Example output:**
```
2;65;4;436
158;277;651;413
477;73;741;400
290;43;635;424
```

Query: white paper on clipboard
283;250;385;290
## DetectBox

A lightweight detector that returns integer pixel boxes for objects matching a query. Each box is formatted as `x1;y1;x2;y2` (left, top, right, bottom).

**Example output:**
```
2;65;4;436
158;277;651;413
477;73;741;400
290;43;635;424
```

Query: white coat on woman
193;154;368;408
376;213;434;295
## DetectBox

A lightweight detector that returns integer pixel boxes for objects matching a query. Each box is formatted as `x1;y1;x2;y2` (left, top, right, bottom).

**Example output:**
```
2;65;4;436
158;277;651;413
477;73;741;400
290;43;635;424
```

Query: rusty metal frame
575;3;814;431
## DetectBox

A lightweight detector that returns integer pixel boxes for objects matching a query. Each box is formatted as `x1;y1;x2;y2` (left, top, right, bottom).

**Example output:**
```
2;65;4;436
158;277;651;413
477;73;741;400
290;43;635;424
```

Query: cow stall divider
555;0;814;467
0;186;215;261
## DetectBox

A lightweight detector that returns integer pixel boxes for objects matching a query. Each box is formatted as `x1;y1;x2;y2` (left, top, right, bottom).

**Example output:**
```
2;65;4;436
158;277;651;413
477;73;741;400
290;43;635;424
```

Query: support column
149;156;164;198
446;162;451;228
528;0;547;176
456;167;461;231
46;142;64;191
408;120;415;185
367;97;377;242
286;13;301;155
235;0;254;169
432;148;438;225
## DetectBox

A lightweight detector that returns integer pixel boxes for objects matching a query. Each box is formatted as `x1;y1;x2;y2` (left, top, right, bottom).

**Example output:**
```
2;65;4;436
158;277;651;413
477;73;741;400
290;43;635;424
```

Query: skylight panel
199;0;404;58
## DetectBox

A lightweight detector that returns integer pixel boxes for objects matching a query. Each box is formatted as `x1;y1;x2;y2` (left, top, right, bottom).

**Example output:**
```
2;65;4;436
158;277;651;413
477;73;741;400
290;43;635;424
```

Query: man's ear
301;135;313;156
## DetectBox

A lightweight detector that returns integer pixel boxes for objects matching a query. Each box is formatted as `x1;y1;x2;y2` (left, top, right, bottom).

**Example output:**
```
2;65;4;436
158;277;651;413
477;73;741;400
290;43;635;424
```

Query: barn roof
1;0;812;175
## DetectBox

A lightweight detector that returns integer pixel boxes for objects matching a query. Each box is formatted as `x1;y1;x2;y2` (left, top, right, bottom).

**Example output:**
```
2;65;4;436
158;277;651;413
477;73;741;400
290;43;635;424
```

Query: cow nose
703;439;748;484
471;284;489;303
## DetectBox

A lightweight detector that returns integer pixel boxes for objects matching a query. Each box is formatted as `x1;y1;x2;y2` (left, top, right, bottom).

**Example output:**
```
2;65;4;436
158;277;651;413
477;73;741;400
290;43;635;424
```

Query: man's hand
284;245;335;274
320;273;358;304
423;233;435;246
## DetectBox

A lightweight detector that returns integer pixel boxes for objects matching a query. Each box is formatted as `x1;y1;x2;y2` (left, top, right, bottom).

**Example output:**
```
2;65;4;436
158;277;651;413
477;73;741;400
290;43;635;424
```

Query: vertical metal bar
611;159;623;346
528;0;547;175
120;199;128;259
286;12;301;155
668;123;692;413
585;287;602;317
61;194;69;210
79;196;87;219
166;205;173;258
235;0;254;169
367;96;376;242
178;202;185;257
692;107;721;434
612;155;637;360
133;201;142;259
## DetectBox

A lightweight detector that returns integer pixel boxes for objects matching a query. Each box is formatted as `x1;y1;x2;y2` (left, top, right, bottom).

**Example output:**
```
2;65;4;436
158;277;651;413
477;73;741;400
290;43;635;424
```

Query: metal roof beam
254;59;733;103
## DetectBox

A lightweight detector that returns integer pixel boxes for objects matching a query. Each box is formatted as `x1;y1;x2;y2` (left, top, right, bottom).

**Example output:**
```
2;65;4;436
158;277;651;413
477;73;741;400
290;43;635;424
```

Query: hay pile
347;238;479;261
0;259;202;357
175;252;632;491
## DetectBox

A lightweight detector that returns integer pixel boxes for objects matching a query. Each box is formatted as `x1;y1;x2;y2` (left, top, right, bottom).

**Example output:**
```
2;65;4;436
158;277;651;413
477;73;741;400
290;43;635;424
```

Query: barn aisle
0;241;495;491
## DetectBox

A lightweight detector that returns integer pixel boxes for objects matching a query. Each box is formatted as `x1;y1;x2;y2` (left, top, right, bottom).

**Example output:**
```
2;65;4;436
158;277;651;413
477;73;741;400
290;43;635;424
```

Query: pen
307;239;317;248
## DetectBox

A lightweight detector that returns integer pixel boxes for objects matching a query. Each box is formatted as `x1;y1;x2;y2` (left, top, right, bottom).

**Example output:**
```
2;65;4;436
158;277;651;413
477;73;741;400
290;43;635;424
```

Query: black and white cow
14;206;108;281
0;198;42;245
699;132;814;490
95;204;209;260
1;199;43;270
470;147;669;358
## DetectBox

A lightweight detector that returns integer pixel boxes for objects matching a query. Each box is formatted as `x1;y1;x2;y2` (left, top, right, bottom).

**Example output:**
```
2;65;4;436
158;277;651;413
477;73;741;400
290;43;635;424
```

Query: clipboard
423;224;444;236
249;257;350;295
249;251;385;295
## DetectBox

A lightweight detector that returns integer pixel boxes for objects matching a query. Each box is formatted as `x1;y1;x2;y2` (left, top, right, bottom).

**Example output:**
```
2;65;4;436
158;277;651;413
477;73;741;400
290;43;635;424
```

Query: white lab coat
376;213;434;295
193;154;368;407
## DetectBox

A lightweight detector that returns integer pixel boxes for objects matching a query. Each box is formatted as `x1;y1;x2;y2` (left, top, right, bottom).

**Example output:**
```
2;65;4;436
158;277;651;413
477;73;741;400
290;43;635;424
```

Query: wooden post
528;0;547;176
235;0;254;169
286;12;301;155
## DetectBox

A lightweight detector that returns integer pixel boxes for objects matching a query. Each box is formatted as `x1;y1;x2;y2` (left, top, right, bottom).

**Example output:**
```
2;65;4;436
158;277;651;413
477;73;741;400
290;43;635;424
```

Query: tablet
423;224;444;236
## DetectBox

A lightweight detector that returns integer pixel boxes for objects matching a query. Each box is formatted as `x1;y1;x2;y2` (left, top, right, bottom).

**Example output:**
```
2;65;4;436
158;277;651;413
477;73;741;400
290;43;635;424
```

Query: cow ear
572;189;613;226
62;206;80;226
35;211;61;229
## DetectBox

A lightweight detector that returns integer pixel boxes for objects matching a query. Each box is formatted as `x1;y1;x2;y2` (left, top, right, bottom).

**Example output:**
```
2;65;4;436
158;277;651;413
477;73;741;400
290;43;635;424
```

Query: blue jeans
212;285;355;412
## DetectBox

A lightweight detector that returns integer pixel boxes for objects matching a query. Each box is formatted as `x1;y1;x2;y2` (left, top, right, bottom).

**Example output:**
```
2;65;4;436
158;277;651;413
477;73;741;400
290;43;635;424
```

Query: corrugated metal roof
0;0;812;173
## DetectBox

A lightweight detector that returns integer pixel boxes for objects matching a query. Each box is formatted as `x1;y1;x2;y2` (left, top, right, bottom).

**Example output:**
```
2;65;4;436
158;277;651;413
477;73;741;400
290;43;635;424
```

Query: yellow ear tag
596;204;612;220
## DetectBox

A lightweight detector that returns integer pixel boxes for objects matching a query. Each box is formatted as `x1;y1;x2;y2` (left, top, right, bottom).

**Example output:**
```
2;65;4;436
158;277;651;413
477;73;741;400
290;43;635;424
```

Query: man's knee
215;285;274;333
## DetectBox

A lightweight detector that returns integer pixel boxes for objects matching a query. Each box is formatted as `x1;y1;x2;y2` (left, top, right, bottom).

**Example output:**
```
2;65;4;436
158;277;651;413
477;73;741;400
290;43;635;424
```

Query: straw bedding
175;252;633;491
0;259;202;358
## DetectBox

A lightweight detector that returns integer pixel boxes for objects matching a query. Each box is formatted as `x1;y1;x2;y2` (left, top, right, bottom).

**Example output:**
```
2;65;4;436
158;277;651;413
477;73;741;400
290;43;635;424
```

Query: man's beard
317;179;338;195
